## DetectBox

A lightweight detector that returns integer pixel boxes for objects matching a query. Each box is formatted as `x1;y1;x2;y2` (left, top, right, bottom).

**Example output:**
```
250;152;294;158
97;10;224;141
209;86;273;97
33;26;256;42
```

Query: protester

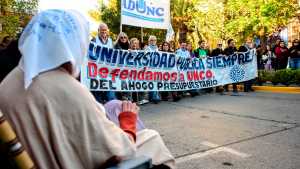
91;23;117;103
194;40;213;93
0;9;175;169
211;42;224;93
145;35;161;104
239;39;255;92
0;36;12;51
0;38;22;83
288;39;300;69
187;42;195;58
263;45;276;71
186;42;202;96
114;32;130;50
158;43;163;51
176;41;197;97
129;38;148;104
194;40;210;58
211;42;223;57
160;41;181;102
274;40;289;69
256;45;265;70
223;39;238;94
175;41;190;58
272;39;281;53
114;32;131;100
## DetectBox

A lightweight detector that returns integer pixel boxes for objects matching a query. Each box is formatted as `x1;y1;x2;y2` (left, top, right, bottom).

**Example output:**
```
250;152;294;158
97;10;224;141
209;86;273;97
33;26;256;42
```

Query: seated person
0;9;174;169
104;100;174;168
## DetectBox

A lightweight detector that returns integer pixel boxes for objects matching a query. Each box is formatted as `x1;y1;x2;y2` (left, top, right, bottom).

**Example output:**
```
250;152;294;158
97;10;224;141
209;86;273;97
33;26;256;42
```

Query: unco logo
123;0;165;22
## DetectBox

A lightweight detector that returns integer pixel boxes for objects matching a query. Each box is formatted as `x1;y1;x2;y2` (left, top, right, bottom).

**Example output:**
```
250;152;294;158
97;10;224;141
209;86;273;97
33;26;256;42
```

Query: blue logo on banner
122;0;165;23
230;65;245;82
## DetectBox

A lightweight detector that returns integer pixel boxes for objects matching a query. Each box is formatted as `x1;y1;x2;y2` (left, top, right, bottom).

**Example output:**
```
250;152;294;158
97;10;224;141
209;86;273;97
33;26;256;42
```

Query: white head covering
18;9;90;89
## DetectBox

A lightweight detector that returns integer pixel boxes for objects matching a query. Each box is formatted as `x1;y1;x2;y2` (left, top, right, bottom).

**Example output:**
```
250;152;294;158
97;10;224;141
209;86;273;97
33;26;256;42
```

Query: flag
166;23;174;42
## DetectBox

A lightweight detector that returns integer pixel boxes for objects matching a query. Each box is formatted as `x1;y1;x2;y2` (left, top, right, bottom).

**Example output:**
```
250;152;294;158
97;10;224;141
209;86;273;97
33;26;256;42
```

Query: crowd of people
0;8;300;169
2;22;299;105
89;23;300;104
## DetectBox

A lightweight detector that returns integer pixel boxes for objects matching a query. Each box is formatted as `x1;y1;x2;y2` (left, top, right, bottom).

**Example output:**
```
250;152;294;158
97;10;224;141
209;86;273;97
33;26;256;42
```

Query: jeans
289;58;300;69
91;91;105;103
149;91;160;101
106;91;117;101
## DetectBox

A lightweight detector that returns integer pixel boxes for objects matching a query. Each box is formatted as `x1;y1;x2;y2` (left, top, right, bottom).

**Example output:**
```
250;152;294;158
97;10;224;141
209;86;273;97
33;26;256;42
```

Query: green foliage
258;69;300;86
90;0;299;47
0;0;38;38
224;0;299;45
0;15;19;37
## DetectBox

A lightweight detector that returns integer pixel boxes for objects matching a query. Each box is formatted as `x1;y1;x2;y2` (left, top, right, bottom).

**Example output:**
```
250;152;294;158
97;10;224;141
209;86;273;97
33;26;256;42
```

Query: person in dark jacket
160;41;181;102
0;39;22;83
239;39;255;92
274;40;289;69
211;43;223;57
223;39;238;94
114;32;130;100
114;32;130;50
288;39;300;69
211;42;224;93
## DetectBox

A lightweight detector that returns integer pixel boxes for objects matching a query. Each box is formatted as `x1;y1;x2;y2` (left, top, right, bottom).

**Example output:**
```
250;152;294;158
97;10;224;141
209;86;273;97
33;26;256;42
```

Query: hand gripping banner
81;42;257;91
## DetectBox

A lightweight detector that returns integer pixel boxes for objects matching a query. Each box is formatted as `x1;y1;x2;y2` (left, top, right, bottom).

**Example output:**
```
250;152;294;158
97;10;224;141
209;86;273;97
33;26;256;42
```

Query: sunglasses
120;36;127;39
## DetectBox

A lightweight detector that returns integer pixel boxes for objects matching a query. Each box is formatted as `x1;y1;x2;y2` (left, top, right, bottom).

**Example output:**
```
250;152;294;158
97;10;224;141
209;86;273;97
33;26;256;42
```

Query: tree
224;0;299;45
90;0;299;48
0;0;38;38
185;0;225;48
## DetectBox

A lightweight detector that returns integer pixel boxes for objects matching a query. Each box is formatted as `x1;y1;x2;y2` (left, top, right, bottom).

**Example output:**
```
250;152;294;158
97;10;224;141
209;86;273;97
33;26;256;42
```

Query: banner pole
120;0;123;33
141;27;144;43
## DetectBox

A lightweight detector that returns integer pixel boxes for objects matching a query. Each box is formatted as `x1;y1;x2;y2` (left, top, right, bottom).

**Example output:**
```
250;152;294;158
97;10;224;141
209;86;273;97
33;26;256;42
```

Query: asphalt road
139;92;300;169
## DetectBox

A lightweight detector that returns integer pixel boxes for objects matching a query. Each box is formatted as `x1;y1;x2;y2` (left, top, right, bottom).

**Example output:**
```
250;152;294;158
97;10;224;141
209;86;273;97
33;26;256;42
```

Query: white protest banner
81;42;257;91
121;0;170;29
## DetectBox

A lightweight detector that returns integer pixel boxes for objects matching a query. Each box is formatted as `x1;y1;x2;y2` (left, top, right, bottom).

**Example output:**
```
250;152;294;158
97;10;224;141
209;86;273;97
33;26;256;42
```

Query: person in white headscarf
0;9;175;169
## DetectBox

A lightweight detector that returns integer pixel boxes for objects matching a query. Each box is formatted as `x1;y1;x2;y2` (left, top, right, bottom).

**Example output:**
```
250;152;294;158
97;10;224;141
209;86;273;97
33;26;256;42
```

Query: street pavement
139;92;300;169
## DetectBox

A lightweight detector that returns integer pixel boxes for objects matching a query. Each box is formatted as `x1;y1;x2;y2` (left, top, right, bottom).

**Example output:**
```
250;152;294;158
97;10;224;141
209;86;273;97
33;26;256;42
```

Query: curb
228;85;300;94
252;86;300;94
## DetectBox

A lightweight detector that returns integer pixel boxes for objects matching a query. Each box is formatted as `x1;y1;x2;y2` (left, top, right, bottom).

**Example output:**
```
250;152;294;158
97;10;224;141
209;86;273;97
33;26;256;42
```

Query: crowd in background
1;22;300;105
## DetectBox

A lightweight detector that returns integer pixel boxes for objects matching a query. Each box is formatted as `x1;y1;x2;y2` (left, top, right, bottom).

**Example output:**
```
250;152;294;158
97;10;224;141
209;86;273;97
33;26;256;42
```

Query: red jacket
275;46;289;60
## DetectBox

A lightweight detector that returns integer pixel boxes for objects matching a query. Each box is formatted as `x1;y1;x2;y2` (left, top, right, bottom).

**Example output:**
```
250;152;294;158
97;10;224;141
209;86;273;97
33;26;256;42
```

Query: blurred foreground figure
0;9;174;169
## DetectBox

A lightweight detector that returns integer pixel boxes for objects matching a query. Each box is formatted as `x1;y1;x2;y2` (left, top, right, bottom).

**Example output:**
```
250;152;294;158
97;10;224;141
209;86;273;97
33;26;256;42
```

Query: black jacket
223;46;237;56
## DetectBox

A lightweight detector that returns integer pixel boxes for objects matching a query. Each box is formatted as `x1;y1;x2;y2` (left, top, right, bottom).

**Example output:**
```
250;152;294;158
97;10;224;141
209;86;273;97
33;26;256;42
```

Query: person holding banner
194;40;210;59
114;32;132;101
0;10;175;169
91;23;117;102
160;41;181;102
242;39;255;92
129;38;148;104
211;42;225;93
146;35;161;104
114;32;130;50
175;41;190;58
223;39;239;94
